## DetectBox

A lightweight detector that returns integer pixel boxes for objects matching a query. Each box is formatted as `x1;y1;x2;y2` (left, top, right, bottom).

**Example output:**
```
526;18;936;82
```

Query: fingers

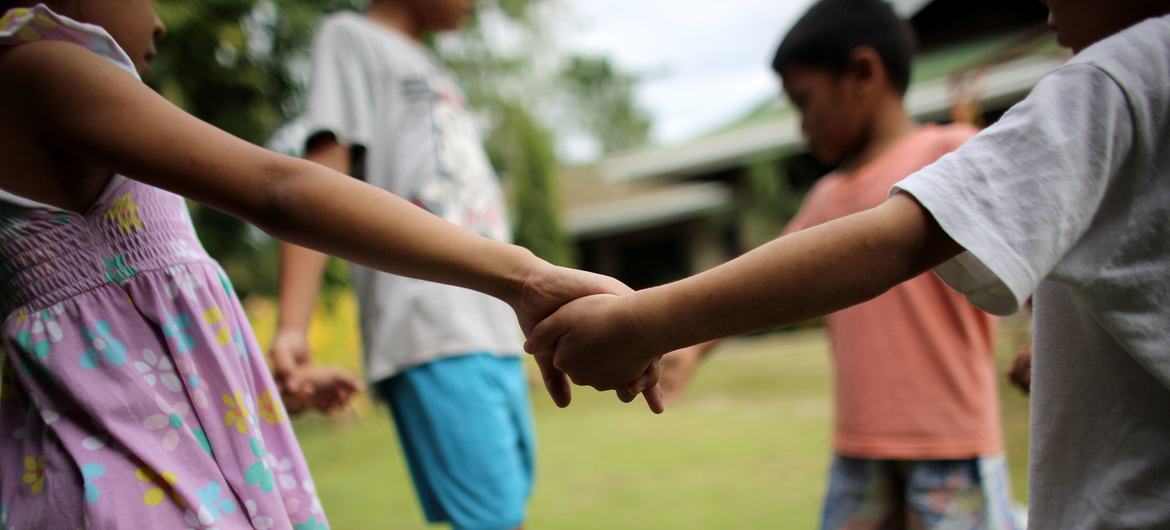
642;384;665;414
627;360;665;414
626;358;660;396
534;354;572;408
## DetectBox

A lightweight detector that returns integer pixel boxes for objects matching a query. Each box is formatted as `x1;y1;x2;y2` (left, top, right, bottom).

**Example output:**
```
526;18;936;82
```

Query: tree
559;55;651;155
150;0;648;293
486;104;573;266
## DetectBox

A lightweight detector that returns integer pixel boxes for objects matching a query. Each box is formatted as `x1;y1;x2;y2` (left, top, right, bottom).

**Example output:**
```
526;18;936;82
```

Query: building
559;0;1066;290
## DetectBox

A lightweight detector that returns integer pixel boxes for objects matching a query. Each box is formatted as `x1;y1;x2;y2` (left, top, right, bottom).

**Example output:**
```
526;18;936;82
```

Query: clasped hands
512;262;672;414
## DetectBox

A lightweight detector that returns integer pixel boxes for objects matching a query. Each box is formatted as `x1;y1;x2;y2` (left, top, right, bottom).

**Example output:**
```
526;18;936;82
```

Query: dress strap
0;3;139;80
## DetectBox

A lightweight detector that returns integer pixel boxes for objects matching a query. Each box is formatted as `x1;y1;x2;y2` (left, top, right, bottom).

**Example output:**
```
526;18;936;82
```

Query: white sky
554;0;817;150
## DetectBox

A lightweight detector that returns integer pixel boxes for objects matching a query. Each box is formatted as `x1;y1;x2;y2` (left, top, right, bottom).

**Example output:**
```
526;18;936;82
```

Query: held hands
524;293;667;408
269;330;363;415
508;261;663;413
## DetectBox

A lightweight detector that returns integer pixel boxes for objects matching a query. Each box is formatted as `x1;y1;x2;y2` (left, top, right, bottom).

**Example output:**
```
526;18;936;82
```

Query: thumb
524;308;567;357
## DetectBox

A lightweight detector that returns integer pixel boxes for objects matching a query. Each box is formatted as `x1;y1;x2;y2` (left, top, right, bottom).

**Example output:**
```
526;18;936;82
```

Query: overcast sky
553;0;817;150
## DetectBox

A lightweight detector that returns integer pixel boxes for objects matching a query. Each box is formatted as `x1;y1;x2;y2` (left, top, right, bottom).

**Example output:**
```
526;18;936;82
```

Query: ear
845;47;887;96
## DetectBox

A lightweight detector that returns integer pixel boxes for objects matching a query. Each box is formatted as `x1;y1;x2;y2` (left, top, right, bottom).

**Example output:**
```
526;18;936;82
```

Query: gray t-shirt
305;13;522;381
895;15;1170;529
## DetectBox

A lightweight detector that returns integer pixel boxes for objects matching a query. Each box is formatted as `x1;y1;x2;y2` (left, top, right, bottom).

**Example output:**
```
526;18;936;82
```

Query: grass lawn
281;313;1033;530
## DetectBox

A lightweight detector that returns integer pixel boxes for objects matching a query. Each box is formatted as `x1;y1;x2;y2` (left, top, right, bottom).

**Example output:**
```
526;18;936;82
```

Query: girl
0;2;659;528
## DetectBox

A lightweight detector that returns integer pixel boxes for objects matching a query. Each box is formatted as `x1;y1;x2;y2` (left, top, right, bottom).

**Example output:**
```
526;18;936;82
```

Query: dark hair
772;0;917;95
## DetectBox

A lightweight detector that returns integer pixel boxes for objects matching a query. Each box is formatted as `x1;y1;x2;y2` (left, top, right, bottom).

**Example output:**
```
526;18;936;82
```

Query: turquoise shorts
820;455;1023;530
374;354;535;530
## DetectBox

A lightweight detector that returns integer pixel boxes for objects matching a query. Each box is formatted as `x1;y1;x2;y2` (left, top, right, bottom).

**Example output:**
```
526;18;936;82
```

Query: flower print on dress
81;463;105;504
144;394;192;452
80;321;128;369
257;390;286;426
162;310;197;355
202;307;233;349
222;391;251;435
266;452;298;491
102;254;138;283
183;481;237;530
105;192;144;234
21;456;44;495
15;304;64;361
178;359;211;409
82;435;107;451
27;393;59;426
302;480;324;516
244;438;275;493
294;516;329;530
135;467;184;508
164;265;207;302
134;349;183;393
245;500;274;530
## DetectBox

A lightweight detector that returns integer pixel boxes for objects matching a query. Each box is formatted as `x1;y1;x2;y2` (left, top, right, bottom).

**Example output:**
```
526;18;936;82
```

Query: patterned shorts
820;455;1024;530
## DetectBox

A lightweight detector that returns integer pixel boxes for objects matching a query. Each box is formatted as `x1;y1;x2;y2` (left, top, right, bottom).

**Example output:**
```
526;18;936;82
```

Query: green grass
288;320;1032;530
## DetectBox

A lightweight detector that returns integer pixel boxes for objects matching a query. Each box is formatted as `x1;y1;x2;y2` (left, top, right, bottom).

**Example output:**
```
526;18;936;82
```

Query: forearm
257;158;536;304
275;243;330;335
635;194;961;351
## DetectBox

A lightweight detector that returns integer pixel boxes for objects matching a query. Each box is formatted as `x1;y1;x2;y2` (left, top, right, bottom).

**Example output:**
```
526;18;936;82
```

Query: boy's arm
527;193;962;391
270;136;350;401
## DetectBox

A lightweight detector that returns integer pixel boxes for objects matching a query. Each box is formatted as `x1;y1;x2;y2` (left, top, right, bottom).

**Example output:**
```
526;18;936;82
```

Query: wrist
622;290;674;364
631;285;701;356
498;245;543;306
273;325;308;342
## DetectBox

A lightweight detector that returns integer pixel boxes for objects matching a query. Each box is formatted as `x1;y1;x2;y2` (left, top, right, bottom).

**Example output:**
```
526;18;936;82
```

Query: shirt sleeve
892;64;1135;315
304;17;374;149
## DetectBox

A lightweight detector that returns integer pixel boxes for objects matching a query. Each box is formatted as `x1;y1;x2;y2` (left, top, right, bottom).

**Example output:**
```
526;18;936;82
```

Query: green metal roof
703;29;1057;138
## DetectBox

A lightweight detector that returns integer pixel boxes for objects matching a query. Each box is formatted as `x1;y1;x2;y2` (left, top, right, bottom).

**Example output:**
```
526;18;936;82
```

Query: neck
366;1;424;42
845;96;917;171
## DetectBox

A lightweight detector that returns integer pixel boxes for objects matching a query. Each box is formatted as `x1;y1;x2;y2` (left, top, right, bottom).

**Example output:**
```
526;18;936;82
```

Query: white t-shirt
305;13;522;381
894;15;1170;529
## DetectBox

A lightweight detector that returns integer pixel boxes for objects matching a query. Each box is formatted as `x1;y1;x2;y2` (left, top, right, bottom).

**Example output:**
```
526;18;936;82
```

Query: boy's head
384;0;475;32
772;0;915;166
1045;0;1170;52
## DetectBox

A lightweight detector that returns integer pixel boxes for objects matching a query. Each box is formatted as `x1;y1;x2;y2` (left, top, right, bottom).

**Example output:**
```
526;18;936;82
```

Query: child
0;2;655;528
659;1;1016;527
528;0;1170;527
266;2;571;529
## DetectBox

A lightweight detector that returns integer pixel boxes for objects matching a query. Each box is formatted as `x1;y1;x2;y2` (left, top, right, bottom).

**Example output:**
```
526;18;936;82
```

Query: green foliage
741;156;804;248
152;0;361;298
149;0;647;295
560;55;652;155
487;105;573;266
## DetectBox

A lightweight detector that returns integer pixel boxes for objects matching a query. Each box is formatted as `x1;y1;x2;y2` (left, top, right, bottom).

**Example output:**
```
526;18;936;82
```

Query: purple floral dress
0;6;328;529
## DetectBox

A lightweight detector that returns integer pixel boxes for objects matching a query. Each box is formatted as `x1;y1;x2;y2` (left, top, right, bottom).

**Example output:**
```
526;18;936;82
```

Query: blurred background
148;0;1067;527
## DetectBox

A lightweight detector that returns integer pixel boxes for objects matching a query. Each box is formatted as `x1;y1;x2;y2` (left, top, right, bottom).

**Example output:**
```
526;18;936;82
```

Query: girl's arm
526;193;963;392
2;40;660;410
5;41;525;300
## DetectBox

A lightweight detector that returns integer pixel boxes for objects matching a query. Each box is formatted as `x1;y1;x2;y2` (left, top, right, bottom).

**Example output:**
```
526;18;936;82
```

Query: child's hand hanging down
280;364;364;415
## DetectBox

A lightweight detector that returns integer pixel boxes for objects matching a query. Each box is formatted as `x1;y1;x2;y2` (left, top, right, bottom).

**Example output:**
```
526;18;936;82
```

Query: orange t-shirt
785;124;1001;459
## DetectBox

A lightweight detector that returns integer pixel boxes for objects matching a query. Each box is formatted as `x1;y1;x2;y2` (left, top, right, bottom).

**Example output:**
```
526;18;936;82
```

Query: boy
660;1;1017;527
270;1;535;529
529;0;1170;527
